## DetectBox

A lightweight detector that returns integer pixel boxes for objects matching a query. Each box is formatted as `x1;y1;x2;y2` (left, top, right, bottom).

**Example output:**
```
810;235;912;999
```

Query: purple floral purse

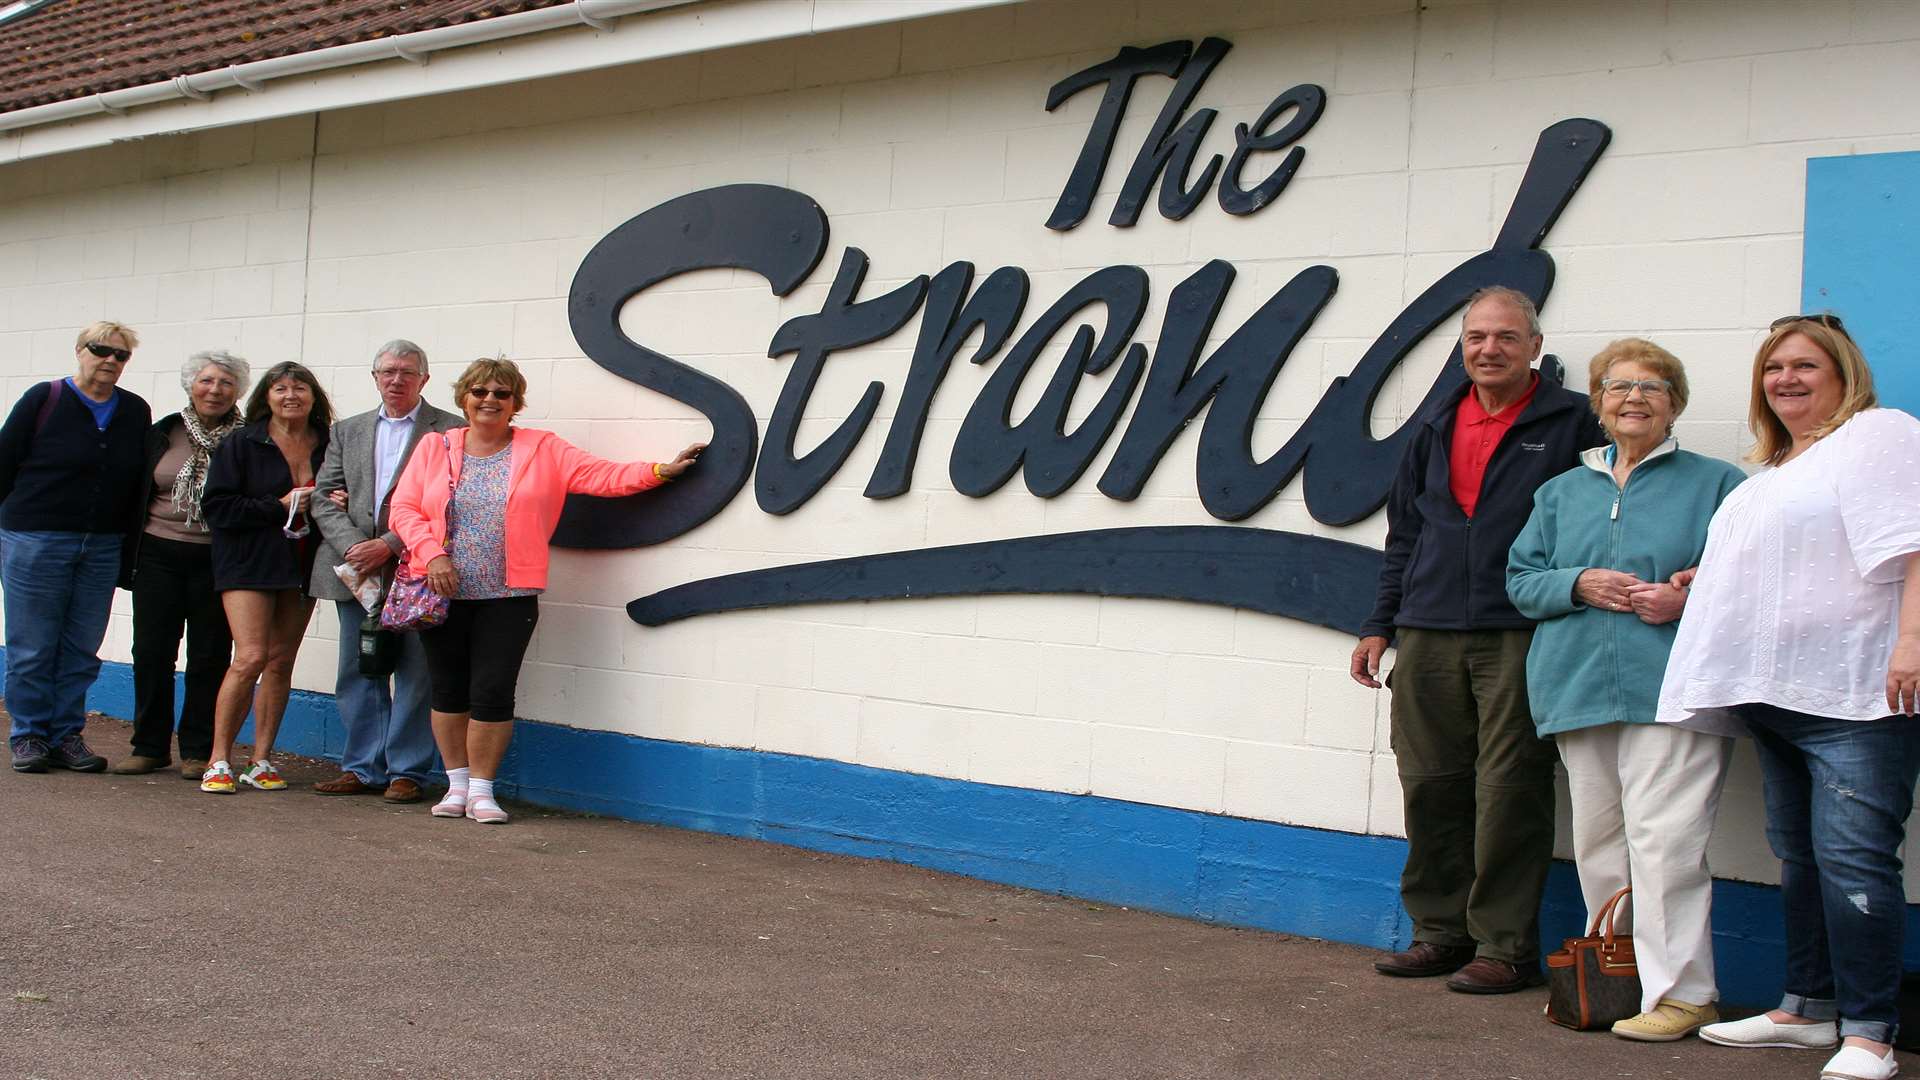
380;434;455;632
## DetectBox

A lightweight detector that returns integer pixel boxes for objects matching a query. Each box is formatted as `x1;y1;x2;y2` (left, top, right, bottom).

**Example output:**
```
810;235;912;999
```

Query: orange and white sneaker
199;760;236;794
239;759;287;791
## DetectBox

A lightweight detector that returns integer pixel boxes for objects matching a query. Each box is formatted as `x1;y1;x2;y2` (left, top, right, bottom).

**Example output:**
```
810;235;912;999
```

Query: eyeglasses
372;366;424;382
84;342;131;362
1771;313;1849;335
1599;378;1672;398
467;387;515;401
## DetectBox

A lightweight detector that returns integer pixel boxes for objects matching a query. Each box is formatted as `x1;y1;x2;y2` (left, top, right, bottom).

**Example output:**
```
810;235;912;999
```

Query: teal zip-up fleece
1506;441;1747;737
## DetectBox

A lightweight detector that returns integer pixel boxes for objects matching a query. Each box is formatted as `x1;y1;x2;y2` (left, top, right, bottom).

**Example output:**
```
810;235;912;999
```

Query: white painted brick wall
1224;740;1372;833
6;0;1920;894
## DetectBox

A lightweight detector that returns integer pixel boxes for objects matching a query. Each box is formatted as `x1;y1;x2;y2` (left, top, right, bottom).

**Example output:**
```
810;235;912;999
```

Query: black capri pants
419;596;539;722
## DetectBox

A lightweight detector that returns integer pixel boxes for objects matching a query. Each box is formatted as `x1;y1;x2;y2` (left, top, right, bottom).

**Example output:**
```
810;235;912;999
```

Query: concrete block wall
3;0;1919;900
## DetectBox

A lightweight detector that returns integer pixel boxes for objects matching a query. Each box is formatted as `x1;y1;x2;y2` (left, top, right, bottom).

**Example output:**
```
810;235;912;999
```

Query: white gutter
0;0;693;135
0;0;1023;163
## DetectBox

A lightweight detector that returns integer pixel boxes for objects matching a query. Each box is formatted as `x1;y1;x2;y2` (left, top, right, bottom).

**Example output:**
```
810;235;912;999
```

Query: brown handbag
1545;886;1642;1030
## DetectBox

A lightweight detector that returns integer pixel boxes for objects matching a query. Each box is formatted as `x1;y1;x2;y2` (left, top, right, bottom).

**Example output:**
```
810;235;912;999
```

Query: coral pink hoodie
389;426;664;590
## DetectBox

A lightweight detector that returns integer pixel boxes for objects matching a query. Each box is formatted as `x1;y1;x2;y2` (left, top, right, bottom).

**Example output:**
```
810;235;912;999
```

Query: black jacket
0;380;151;534
1360;378;1606;639
204;422;329;593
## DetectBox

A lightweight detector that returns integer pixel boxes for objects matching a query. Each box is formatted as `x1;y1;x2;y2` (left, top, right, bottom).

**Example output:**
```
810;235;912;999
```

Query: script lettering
760;250;928;514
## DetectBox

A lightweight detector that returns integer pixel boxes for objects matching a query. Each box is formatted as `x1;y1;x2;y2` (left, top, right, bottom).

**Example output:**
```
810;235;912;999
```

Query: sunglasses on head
84;342;131;362
1770;313;1849;335
467;387;515;400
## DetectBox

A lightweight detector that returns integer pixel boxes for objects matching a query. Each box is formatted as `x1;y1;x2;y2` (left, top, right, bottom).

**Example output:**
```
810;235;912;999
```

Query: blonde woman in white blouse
1656;315;1920;1080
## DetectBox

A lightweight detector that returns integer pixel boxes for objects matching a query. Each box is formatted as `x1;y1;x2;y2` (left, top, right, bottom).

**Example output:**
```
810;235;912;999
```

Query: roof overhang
0;0;1021;164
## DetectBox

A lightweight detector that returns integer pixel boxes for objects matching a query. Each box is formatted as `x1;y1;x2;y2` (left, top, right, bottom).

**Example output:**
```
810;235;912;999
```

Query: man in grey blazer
309;339;461;803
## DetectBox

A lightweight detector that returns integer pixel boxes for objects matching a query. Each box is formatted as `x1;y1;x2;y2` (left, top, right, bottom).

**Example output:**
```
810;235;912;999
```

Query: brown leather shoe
312;772;378;796
382;777;424;803
1445;957;1544;994
1374;941;1475;977
180;758;209;781
110;754;170;775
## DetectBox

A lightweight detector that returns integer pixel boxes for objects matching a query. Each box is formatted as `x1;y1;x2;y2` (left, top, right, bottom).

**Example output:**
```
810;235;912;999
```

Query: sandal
431;791;468;818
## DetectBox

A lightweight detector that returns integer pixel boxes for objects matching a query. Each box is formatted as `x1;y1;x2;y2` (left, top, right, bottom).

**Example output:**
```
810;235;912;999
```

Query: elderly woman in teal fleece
1507;338;1747;1043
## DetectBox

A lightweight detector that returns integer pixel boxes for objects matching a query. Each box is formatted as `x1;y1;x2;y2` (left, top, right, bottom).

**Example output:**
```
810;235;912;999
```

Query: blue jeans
1741;702;1920;1043
1;529;121;745
333;600;436;784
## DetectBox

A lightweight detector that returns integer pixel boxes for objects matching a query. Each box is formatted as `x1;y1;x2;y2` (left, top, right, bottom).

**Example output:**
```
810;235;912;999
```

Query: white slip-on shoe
1820;1045;1898;1080
1699;1013;1839;1050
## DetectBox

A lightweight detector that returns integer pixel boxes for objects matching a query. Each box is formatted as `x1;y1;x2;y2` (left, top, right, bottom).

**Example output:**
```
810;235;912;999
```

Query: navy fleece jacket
1359;377;1606;640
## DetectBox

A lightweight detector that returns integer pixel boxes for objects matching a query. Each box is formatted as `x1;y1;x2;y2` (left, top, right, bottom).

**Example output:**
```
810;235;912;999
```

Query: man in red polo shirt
1351;286;1606;994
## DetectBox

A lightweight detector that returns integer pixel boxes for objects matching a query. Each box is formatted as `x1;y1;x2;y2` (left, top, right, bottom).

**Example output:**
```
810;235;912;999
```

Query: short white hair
375;338;428;373
181;349;251;396
1460;286;1542;338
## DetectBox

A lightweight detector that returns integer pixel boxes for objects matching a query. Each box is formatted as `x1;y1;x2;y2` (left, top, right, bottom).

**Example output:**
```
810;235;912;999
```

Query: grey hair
1461;286;1542;338
374;338;429;373
181;349;252;395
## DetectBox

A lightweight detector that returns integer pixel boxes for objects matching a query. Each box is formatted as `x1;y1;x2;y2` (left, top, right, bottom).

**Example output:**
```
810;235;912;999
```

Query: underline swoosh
627;526;1383;635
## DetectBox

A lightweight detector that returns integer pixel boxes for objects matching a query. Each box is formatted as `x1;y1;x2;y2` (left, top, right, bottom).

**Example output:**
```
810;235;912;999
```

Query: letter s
555;184;829;548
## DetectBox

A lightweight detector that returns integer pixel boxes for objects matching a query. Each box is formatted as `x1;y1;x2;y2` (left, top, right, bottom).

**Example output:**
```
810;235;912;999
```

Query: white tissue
334;562;384;614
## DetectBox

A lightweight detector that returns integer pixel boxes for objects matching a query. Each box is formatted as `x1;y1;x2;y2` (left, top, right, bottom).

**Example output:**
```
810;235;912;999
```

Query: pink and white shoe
431;790;467;818
466;796;510;824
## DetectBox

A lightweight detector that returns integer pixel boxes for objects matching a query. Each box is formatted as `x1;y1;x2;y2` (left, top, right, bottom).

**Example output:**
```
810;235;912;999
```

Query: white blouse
1658;408;1920;731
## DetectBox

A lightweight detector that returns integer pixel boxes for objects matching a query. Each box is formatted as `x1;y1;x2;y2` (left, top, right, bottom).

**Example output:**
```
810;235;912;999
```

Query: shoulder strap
33;379;63;436
442;432;457;540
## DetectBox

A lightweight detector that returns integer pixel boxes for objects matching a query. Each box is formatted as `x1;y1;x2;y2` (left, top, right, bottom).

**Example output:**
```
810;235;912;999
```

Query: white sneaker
1699;1013;1839;1050
1821;1045;1898;1080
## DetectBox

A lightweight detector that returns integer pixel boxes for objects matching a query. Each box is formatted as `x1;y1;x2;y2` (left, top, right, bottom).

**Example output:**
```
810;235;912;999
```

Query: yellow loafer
1613;999;1719;1042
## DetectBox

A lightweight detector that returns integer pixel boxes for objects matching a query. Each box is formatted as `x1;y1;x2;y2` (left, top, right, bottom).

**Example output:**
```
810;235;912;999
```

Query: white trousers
1557;721;1734;1011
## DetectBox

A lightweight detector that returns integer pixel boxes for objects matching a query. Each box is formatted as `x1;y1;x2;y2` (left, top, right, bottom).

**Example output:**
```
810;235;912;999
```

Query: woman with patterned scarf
111;350;250;777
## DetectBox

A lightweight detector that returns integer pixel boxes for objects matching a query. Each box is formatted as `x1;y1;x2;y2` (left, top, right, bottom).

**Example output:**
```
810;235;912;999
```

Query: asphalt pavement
0;714;1895;1080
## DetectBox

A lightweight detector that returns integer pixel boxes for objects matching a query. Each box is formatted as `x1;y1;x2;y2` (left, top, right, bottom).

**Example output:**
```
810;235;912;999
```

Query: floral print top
448;445;540;599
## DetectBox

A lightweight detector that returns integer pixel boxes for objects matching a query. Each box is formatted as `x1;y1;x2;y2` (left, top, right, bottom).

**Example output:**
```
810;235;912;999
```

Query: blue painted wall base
43;652;1920;1009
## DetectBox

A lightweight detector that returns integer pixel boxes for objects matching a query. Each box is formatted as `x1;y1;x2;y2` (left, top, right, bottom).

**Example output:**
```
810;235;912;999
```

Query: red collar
1458;372;1539;426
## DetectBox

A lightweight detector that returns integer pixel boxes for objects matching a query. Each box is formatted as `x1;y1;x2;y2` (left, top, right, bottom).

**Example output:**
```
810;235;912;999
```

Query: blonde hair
75;321;139;351
1587;337;1690;420
1748;318;1877;465
452;356;528;411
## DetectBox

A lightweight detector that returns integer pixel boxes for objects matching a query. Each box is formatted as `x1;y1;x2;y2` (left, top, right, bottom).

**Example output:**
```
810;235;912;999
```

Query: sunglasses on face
467;387;515;401
84;342;131;362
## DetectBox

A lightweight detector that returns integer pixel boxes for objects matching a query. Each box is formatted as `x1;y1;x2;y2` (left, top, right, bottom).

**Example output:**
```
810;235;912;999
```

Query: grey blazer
308;401;462;601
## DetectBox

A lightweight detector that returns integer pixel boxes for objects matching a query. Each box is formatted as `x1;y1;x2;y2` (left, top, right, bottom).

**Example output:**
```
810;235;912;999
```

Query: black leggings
419;596;539;722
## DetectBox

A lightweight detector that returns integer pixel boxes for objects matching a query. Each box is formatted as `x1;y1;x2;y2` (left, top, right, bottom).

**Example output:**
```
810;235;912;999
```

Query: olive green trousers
1387;627;1557;964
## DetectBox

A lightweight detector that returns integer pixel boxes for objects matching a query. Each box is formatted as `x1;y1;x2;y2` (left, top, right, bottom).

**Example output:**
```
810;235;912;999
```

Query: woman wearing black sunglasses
389;357;702;824
1658;314;1920;1080
0;322;153;774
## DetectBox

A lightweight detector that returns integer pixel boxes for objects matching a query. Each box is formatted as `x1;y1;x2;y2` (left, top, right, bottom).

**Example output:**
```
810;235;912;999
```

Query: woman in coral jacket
389;357;702;825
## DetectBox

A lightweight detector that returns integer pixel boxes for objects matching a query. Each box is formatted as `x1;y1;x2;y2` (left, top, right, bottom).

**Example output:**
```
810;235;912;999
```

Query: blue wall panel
1804;151;1920;413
